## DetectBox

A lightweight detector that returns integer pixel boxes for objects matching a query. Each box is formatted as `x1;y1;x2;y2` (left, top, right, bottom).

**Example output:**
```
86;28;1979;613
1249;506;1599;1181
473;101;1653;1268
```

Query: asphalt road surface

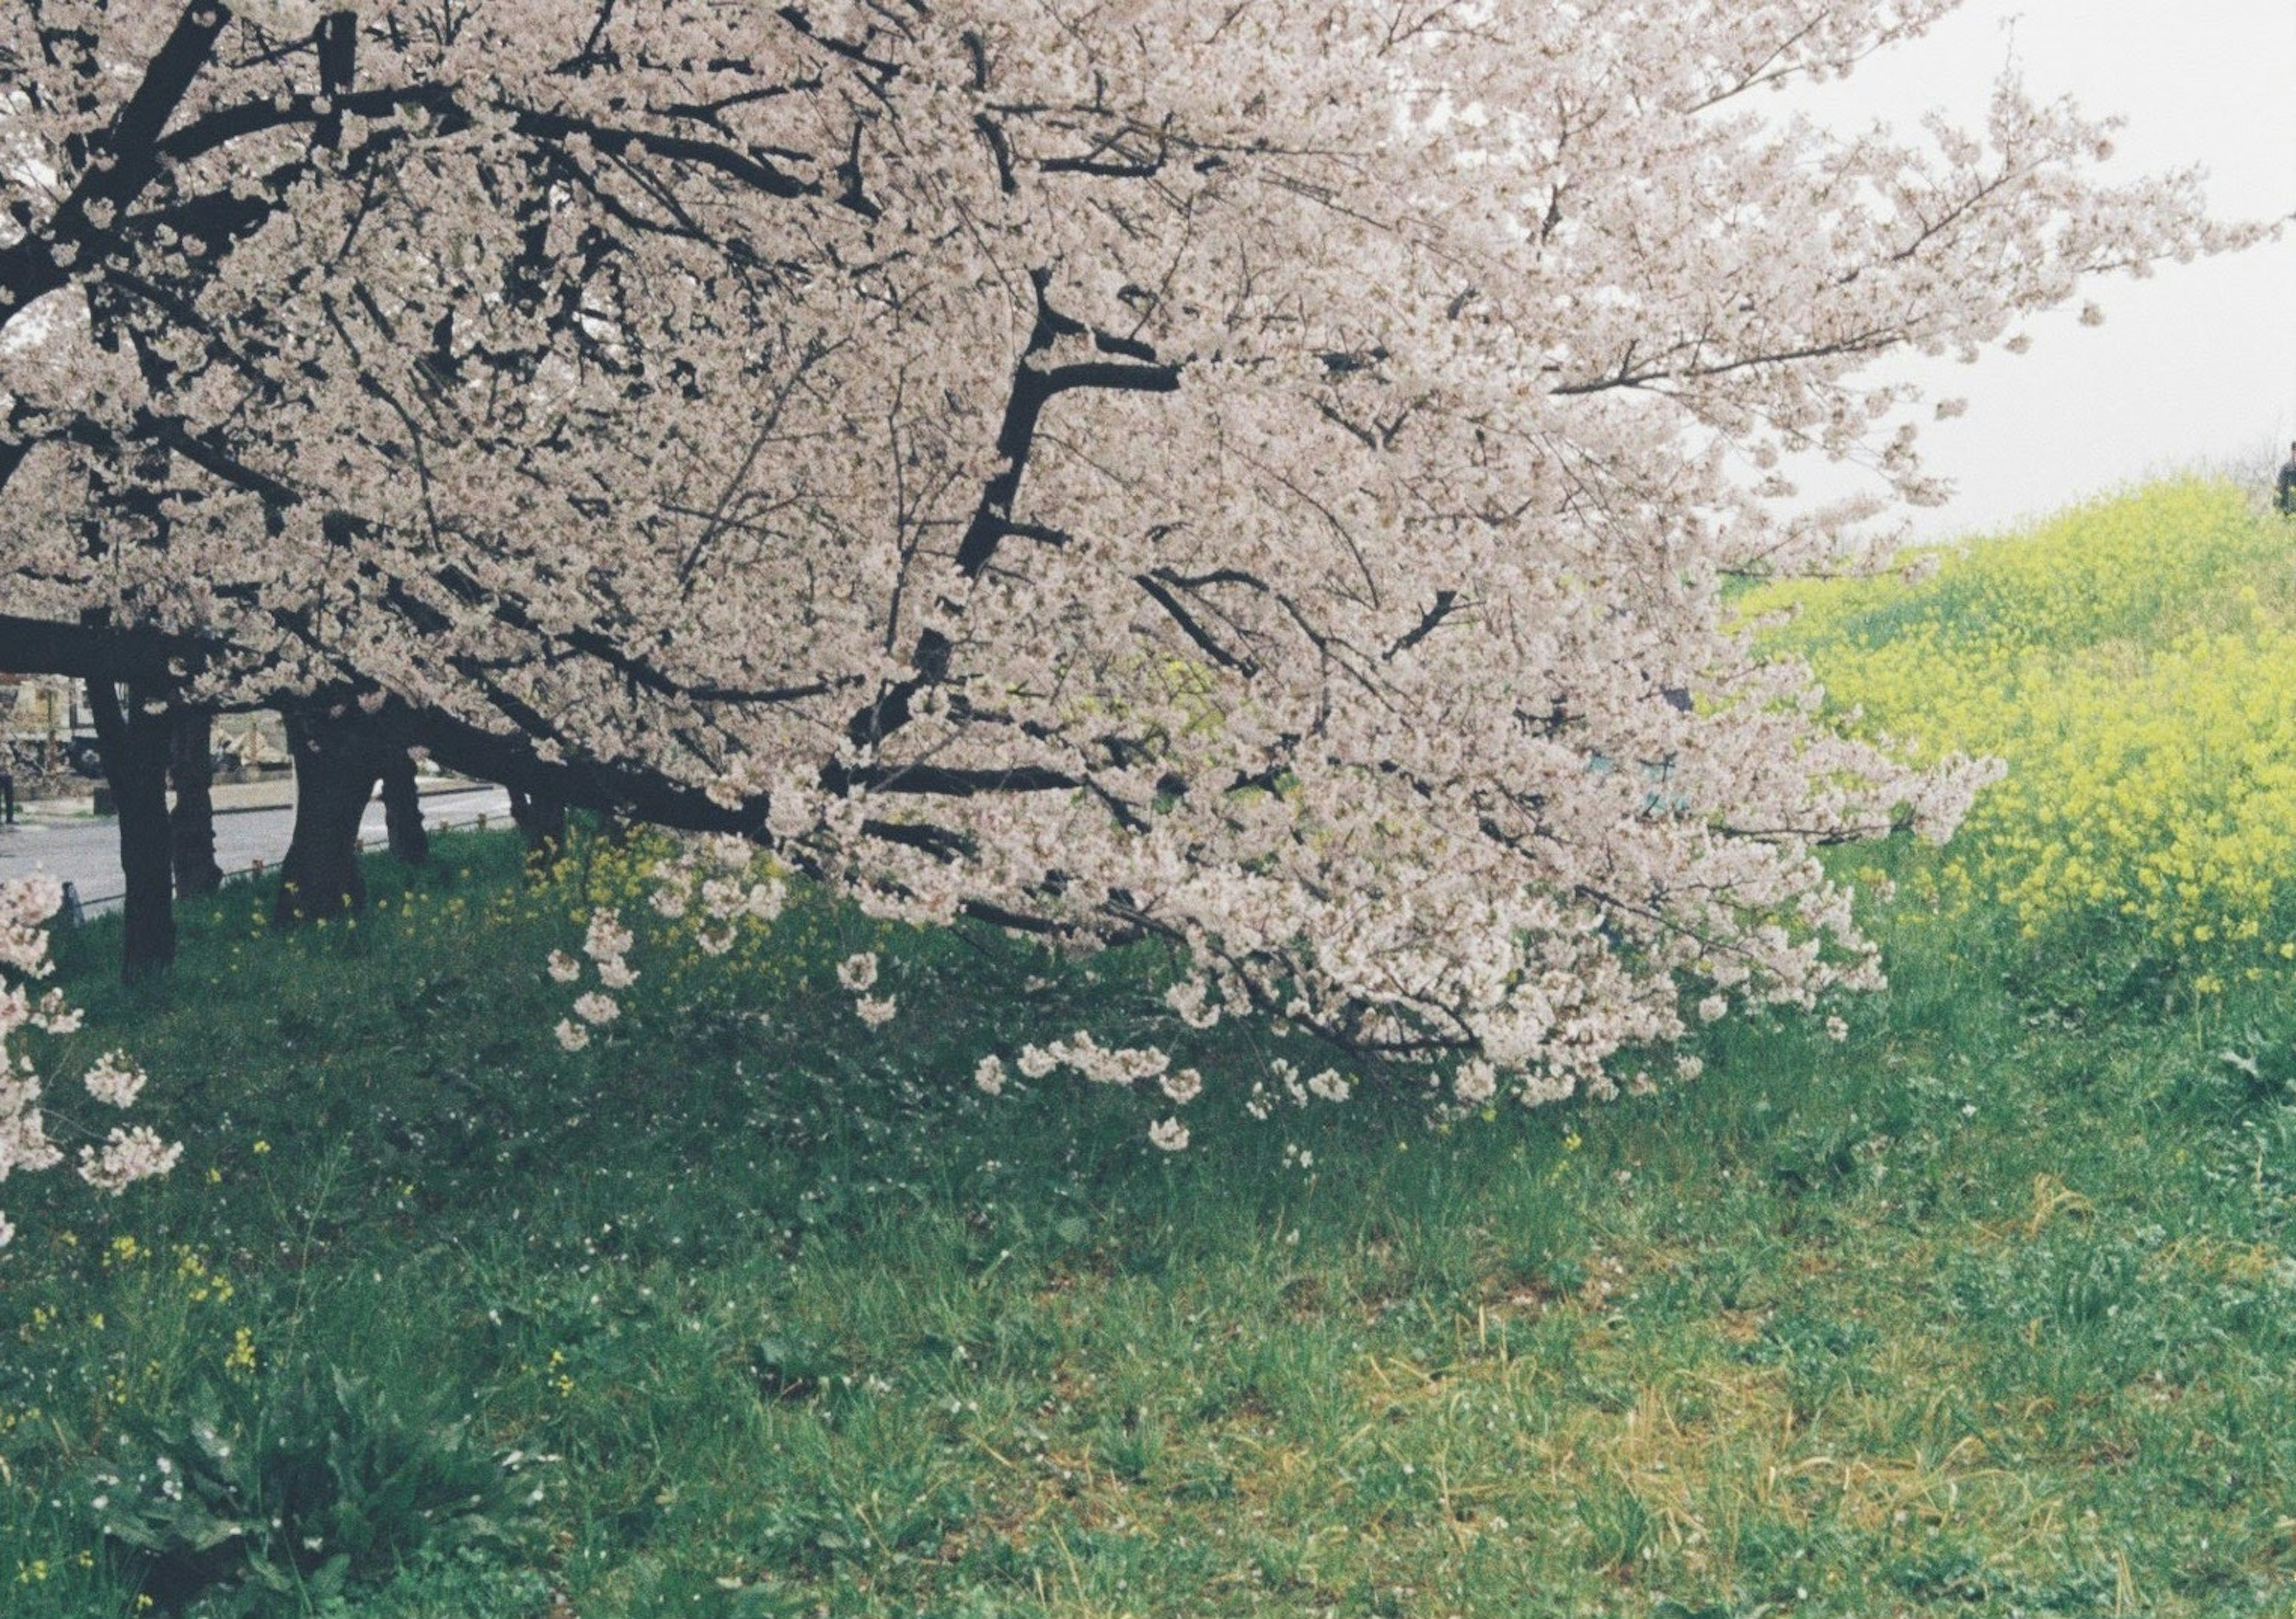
0;784;512;914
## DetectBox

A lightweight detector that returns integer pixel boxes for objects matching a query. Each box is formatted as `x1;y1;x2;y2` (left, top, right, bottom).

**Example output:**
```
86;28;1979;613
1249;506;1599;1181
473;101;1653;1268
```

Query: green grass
0;820;2289;1617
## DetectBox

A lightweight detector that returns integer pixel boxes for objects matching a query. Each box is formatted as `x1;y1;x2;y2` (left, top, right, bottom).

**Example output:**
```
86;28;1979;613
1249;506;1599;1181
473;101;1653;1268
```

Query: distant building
216;712;289;772
3;675;79;741
2;683;290;781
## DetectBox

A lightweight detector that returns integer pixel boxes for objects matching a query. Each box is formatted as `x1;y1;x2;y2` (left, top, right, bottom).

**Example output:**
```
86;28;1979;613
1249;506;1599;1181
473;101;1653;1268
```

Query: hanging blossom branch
1;878;179;1249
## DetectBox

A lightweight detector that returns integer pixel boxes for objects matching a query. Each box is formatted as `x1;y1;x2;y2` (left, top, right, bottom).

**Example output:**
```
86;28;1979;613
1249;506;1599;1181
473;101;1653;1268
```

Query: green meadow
4;483;2295;1617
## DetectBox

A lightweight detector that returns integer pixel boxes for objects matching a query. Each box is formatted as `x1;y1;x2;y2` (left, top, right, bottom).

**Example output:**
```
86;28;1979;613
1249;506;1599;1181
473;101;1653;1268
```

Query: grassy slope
3;496;2294;1617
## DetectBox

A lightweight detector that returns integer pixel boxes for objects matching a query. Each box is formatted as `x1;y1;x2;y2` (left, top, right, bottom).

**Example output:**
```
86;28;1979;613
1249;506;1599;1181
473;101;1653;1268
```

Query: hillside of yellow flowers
1751;477;2296;996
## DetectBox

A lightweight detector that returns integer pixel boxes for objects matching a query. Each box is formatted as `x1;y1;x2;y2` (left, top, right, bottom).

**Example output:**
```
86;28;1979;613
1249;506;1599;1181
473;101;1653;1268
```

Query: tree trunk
380;748;429;865
86;680;176;980
507;786;569;865
273;711;388;927
169;710;224;897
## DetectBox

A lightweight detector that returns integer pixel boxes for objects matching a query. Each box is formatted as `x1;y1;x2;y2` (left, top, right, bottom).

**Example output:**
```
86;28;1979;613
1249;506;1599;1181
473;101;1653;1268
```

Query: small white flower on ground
1160;1067;1202;1105
973;1055;1006;1096
836;951;879;993
1825;1015;1849;1042
1147;1117;1189;1152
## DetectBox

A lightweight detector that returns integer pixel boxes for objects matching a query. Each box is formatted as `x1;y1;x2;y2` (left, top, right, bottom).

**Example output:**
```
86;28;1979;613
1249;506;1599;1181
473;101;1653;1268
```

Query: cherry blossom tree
0;2;2249;1088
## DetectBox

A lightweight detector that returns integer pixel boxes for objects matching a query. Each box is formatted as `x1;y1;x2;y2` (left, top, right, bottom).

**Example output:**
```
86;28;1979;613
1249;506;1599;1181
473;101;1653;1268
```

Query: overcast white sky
1798;0;2296;539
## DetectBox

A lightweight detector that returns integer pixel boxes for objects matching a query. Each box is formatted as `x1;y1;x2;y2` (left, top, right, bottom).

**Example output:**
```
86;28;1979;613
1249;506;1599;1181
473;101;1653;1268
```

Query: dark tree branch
0;1;232;313
1387;589;1461;658
1134;572;1258;675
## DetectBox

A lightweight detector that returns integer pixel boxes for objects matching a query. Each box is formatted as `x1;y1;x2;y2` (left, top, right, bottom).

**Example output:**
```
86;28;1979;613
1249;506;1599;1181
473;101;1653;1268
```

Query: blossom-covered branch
0;876;179;1248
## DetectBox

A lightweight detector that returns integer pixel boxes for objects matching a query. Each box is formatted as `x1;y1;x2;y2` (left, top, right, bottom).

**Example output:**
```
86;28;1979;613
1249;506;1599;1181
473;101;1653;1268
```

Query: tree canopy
0;0;2242;1094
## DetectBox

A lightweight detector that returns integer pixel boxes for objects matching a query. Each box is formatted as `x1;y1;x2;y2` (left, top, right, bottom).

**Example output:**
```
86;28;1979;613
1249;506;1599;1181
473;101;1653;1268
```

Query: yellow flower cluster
1748;478;2296;986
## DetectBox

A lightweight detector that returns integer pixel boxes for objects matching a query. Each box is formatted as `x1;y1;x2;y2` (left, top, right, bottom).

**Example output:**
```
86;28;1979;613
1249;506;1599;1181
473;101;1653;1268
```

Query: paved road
0;784;512;913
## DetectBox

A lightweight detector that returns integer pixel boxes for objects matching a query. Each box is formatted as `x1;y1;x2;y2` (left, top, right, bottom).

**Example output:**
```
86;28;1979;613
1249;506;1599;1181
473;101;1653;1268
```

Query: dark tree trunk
507;786;569;865
169;710;224;897
273;711;389;927
4;613;772;842
380;749;429;865
86;680;176;980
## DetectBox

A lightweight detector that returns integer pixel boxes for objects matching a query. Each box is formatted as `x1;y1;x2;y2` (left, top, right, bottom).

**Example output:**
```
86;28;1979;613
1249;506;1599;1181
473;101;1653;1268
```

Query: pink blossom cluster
1016;1033;1170;1087
1242;1059;1361;1122
640;841;788;959
972;1038;1203;1151
834;951;897;1025
554;906;637;1052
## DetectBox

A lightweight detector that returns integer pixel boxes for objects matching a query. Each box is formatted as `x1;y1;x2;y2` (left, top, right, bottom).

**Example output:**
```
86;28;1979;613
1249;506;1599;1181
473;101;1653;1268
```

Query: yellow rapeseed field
1748;477;2296;991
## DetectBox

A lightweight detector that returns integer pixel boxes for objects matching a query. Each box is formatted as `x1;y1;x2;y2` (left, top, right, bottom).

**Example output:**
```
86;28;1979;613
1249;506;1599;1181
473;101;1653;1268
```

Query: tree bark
169;710;224;897
508;786;569;865
86;680;176;979
380;748;429;865
273;711;389;927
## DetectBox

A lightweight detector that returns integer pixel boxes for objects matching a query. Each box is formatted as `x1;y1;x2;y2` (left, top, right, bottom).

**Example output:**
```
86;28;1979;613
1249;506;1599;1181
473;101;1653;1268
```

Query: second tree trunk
169;710;224;898
86;681;176;980
380;749;429;865
273;711;392;926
